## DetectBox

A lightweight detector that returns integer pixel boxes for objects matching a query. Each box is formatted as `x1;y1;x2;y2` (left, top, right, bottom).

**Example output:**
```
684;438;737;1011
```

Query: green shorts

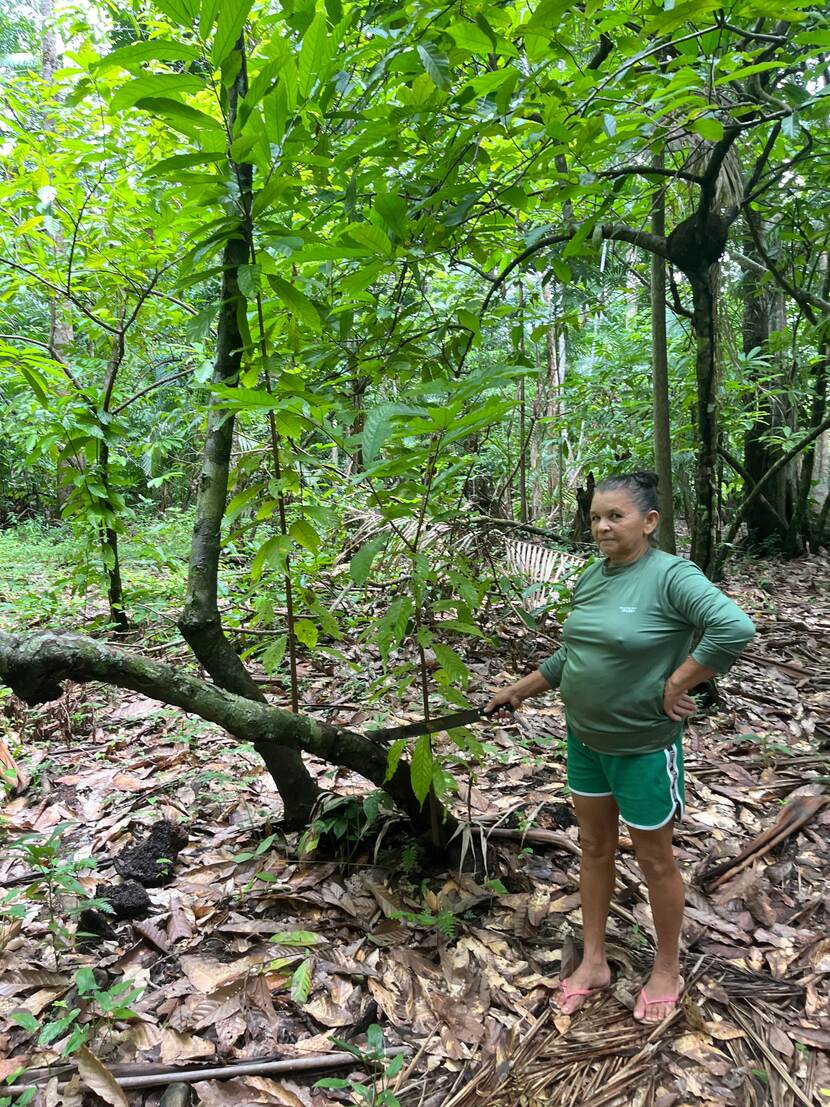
566;727;685;831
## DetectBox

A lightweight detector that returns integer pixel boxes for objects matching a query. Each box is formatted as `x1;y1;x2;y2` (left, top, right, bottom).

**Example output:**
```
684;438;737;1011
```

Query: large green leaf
416;43;450;90
349;536;387;585
211;0;254;66
432;642;469;685
384;738;407;783
111;74;206;113
691;116;725;141
133;97;223;134
410;735;434;807
95;40;202;72
298;11;332;99
154;0;200;26
266;274;322;332
145;152;226;177
361;404;396;463
290;958;313;1004
289;519;320;552
251;534;292;579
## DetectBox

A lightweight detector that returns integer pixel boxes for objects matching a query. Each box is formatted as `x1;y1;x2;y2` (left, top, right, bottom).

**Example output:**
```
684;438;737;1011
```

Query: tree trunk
177;36;318;829
788;256;829;553
650;167;677;554
0;631;440;840
99;440;129;634
741;225;799;548
689;268;720;576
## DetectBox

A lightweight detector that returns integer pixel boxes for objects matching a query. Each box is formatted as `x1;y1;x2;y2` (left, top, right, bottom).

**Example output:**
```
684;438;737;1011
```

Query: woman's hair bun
631;470;659;489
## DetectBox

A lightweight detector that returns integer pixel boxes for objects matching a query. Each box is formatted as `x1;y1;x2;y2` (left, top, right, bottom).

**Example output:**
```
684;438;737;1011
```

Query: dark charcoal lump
114;820;188;887
77;879;152;938
104;880;152;919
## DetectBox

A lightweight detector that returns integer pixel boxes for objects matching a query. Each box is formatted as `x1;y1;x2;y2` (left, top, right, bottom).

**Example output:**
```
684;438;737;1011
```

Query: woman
487;472;754;1023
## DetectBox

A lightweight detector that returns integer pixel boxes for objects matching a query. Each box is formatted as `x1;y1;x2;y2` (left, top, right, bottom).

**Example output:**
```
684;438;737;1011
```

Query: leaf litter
0;554;828;1106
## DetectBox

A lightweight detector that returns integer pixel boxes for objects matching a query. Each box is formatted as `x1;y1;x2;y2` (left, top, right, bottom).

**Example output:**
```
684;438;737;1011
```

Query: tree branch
598;165;704;185
717;446;789;532
0;256;118;334
715;412;830;569
112;365;192;414
728;249;830;319
0;631;432;829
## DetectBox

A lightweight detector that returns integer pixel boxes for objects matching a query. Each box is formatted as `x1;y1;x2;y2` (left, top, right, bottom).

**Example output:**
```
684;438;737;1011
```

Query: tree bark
0;631;437;838
688;269;720;576
650;164;677;554
789;256;829;553
177;35;318;828
741;223;798;548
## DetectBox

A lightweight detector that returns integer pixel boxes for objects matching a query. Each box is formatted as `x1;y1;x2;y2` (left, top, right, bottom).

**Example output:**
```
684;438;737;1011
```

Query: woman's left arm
663;562;756;721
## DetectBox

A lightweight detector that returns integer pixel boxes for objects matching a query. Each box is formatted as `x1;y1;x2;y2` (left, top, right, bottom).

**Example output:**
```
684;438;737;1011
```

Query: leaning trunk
178;35;318;829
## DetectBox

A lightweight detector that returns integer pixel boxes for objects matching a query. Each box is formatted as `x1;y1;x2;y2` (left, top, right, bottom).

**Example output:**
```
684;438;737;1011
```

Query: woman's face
590;489;658;565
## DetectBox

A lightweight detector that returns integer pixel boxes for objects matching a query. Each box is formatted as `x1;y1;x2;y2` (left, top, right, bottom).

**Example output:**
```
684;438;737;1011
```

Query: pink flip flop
552;976;610;1014
634;985;683;1024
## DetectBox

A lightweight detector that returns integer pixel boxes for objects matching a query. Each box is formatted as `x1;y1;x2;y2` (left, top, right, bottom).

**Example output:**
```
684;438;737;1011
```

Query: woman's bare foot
552;959;613;1015
633;964;682;1023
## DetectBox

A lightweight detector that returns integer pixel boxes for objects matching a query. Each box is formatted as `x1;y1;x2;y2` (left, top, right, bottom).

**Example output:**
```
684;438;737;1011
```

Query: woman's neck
606;542;651;567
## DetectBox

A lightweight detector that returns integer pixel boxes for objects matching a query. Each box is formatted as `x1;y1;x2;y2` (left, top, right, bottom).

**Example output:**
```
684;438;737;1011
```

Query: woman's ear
644;509;659;534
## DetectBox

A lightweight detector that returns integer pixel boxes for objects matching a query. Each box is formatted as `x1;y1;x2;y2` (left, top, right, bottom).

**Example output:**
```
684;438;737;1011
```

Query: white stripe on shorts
664;745;683;815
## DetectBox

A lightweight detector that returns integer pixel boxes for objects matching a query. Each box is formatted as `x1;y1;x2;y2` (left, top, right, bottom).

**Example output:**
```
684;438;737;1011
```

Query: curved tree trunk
178;35;318;829
0;631;438;839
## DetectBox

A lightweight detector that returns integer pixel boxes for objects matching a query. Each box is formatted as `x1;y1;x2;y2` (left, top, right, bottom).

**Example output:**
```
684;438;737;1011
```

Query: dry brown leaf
75;1045;129;1107
215;1012;247;1051
127;1022;163;1053
112;773;149;792
166;894;194;943
0;738;20;792
159;1029;215;1064
767;1024;794;1056
303;993;354;1027
672;1033;731;1075
180;952;270;993
367;918;407;947
701;1020;745;1041
527;889;551;927
0;1057;29;1082
133;920;171;954
58;1074;84;1107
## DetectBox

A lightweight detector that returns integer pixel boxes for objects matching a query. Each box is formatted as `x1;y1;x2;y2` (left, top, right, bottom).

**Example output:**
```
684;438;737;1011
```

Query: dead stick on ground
700;794;827;891
10;1049;408;1095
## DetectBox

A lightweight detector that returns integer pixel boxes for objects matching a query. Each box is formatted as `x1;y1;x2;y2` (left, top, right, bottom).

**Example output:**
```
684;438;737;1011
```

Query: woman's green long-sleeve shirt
538;547;755;755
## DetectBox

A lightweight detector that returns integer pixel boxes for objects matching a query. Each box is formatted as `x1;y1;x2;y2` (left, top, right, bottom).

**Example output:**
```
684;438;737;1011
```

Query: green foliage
0;823;104;967
316;1024;404;1107
298;791;391;860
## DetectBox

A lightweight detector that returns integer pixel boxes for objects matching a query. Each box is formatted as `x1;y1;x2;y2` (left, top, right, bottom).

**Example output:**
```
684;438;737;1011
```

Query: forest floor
0;542;828;1107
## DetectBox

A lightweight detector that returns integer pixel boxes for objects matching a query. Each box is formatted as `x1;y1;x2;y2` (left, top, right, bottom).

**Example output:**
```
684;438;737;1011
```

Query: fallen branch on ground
698;793;828;891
